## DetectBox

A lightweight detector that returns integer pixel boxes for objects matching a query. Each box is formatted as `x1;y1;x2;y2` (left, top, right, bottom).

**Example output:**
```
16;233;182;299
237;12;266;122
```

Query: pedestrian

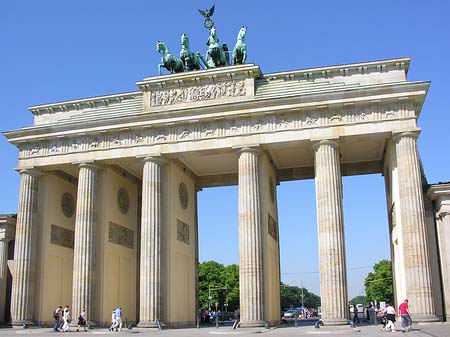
61;305;71;332
76;307;87;332
383;303;396;332
53;305;62;331
399;299;412;332
353;306;360;325
115;307;123;332
368;304;376;325
108;310;117;331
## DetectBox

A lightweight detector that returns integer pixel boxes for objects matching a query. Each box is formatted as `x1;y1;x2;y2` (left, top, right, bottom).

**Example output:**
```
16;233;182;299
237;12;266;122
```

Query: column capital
16;168;42;177
392;130;421;142
235;146;261;157
311;138;339;151
75;161;100;170
142;156;167;165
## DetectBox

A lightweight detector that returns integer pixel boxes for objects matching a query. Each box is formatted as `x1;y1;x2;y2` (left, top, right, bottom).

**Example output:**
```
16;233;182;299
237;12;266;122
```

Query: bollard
294;315;298;327
215;315;219;328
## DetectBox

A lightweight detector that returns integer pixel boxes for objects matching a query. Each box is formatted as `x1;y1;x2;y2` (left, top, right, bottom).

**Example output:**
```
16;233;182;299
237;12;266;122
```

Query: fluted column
436;195;450;320
138;157;166;328
10;169;40;326
313;139;348;326
393;132;437;321
72;163;98;325
237;147;264;328
0;235;9;324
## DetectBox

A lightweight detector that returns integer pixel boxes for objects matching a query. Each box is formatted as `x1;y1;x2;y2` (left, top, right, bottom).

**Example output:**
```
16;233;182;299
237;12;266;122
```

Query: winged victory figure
198;5;215;30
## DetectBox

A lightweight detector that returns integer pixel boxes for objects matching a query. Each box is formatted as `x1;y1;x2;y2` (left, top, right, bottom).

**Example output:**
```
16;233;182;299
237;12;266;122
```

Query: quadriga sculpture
232;26;247;65
156;40;184;75
180;34;202;71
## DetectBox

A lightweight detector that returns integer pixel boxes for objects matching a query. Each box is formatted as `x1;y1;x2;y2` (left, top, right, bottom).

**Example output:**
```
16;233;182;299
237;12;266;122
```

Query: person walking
108;310;117;331
53;306;62;331
384;303;397;332
399;299;412;332
61;306;71;332
76;307;87;332
353;307;360;326
115;307;123;332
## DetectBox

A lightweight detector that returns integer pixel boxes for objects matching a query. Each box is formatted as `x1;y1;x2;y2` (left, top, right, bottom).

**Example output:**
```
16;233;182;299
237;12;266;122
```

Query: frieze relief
50;224;74;249
19;103;407;159
177;220;190;245
109;221;134;249
150;80;246;107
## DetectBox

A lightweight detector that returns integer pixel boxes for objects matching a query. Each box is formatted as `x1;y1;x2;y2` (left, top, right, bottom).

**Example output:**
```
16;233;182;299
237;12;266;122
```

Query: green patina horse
180;34;202;71
199;27;229;68
232;26;247;65
156;40;184;75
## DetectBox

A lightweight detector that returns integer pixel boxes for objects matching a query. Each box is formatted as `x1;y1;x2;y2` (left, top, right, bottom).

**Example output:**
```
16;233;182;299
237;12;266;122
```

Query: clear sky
1;1;449;301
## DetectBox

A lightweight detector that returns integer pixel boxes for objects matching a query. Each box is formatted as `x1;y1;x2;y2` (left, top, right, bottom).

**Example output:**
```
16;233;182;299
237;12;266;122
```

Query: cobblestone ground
0;322;449;337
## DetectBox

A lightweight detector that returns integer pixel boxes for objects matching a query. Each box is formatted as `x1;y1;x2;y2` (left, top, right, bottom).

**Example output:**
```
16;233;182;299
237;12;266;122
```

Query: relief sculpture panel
109;221;134;249
150;80;246;107
50;224;74;249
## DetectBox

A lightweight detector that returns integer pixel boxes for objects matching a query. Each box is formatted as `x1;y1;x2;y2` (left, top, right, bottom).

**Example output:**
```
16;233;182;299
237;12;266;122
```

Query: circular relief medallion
179;182;189;210
61;192;75;218
269;176;275;203
117;188;130;214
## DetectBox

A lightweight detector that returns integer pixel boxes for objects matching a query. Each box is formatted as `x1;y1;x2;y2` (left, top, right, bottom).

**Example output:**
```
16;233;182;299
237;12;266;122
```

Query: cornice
261;57;410;81
28;91;141;116
3;80;428;144
427;183;450;199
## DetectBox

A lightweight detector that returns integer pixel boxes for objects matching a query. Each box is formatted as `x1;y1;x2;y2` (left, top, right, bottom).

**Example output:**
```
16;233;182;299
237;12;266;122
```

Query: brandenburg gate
3;57;450;327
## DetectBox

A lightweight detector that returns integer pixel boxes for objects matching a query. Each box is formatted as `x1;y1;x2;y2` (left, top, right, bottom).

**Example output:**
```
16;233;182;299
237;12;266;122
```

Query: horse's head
181;34;189;48
156;40;167;54
238;26;247;39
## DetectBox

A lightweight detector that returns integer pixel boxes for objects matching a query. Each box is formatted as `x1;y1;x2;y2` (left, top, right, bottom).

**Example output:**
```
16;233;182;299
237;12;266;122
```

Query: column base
11;320;34;328
322;317;349;326
412;314;439;322
137;320;163;328
239;320;266;328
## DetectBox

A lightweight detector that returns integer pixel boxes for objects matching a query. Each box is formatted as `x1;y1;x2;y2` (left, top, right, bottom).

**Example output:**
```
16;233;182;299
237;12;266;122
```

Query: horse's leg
242;49;247;63
158;63;163;75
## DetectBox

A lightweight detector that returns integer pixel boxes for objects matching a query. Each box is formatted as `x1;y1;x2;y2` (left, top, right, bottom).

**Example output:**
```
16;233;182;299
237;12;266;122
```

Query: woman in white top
61;306;71;332
383;303;396;332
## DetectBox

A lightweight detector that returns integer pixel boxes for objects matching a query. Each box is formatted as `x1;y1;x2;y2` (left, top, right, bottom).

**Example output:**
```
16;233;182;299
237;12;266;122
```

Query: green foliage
280;282;321;309
364;259;393;303
198;261;239;311
349;295;367;305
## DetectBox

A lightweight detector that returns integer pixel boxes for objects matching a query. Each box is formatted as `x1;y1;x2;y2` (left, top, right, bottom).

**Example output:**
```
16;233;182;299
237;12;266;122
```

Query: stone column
313;139;348;326
138;157;166;328
393;132;437;321
0;216;14;325
436;194;450;320
10;169;40;326
0;237;8;324
72;163;98;324
237;147;264;328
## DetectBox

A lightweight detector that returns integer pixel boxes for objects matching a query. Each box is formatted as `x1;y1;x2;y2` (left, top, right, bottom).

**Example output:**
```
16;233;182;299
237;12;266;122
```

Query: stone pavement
0;323;449;337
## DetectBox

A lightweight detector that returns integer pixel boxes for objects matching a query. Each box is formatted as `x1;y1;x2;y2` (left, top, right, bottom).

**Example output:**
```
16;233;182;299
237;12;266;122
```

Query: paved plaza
0;323;449;337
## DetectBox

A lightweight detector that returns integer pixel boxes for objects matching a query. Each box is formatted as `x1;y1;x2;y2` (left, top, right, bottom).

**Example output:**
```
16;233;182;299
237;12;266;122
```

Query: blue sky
1;1;449;300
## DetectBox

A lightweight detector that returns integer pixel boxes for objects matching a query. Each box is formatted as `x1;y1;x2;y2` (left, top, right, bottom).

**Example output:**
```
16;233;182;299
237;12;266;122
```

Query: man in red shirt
398;299;412;332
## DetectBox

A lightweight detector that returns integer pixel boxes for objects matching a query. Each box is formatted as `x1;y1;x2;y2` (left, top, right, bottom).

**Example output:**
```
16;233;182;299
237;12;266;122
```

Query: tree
364;259;393;303
280;282;321;309
198;261;239;311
